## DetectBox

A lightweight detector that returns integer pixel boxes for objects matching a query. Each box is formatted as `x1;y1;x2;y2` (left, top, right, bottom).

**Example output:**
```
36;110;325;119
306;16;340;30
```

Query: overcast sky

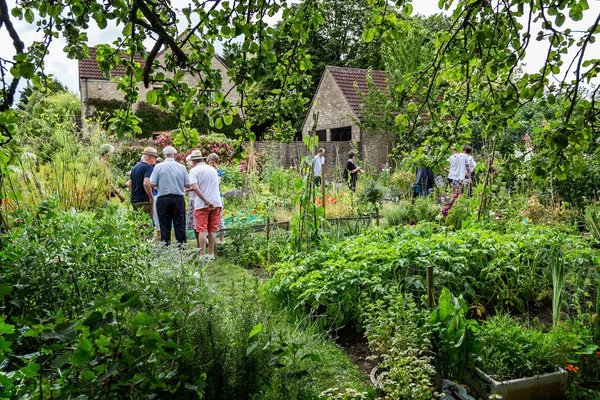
1;0;599;97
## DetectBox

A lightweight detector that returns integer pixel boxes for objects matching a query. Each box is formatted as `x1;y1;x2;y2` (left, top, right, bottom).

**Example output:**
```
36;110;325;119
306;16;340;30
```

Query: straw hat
142;147;158;157
190;149;205;161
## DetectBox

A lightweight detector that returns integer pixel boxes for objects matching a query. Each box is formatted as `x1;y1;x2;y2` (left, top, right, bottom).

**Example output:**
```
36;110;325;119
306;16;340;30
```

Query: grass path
200;256;375;398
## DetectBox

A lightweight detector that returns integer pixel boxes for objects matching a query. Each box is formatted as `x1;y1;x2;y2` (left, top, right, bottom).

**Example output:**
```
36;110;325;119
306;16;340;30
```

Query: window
316;129;327;142
331;127;352;141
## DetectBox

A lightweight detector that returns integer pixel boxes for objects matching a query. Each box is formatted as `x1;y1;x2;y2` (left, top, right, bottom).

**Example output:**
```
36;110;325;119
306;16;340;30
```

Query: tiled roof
326;65;432;124
78;47;145;80
326;66;388;117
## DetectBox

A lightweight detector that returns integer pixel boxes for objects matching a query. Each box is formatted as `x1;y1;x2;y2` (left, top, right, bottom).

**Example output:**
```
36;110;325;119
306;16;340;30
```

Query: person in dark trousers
346;151;363;191
149;146;190;245
415;166;434;197
130;147;158;218
313;148;325;186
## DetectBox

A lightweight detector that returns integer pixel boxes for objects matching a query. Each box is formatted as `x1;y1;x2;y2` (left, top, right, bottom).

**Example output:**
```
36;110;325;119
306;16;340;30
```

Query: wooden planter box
465;367;568;400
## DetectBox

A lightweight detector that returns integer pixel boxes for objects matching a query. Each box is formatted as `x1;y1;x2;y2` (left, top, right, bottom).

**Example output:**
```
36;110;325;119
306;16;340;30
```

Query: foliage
383;198;439;226
477;315;564;380
585;203;600;239
444;192;473;230
110;145;144;175
17;79;68;110
0;294;203;399
363;289;436;400
153;131;238;165
382;201;413;226
87;98;129;130
429;288;480;380
389;170;414;200
0;204;152;318
1;0;324;145
218;218;290;269
265;224;599;326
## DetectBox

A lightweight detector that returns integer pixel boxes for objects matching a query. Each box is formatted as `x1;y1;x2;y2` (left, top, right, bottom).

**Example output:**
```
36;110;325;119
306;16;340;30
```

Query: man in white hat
130;147;158;217
188;149;222;257
149;146;190;245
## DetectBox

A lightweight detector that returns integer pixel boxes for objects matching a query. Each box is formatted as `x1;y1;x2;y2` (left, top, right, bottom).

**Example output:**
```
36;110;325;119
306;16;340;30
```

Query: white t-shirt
448;153;469;181
313;154;325;176
467;155;476;173
189;163;223;209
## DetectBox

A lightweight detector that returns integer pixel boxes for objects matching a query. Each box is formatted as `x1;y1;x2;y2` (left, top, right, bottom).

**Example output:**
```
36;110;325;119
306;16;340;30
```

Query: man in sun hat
188;149;222;257
130;147;158;217
150;146;190;245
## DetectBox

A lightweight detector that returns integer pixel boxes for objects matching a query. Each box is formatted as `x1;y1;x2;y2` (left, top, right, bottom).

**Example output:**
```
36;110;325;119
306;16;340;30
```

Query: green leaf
215;117;223;129
133;312;157;326
0;336;12;352
146;90;158;105
24;8;34;23
71;339;94;365
41;321;77;343
0;283;13;297
223;114;233;126
569;4;583;21
83;311;104;332
50;351;72;369
249;323;263;338
556;13;565;27
21;362;40;378
363;28;375;43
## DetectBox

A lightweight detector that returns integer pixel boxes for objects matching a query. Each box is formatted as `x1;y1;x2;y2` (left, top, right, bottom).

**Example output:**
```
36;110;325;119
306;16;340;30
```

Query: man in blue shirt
130;147;158;217
150;146;191;245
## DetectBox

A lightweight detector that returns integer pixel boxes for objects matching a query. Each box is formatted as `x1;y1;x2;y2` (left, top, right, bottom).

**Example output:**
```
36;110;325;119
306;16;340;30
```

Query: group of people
415;145;477;196
129;146;223;256
312;148;364;192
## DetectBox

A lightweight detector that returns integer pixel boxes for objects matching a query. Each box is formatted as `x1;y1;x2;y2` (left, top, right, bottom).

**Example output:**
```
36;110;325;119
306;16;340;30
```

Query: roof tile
78;47;145;80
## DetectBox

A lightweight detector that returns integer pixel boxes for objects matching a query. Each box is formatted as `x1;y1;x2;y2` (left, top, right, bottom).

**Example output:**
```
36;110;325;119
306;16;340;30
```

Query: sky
1;0;599;97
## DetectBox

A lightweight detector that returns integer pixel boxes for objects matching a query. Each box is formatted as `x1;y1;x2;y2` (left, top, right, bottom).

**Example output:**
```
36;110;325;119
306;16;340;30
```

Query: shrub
383;201;413;226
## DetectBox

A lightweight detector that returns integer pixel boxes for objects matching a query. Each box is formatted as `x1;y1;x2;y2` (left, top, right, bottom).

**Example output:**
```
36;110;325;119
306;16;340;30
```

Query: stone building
298;66;394;175
78;46;238;119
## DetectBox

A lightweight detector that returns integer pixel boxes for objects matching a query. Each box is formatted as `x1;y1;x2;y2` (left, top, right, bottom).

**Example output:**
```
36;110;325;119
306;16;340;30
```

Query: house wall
80;53;239;118
301;70;359;142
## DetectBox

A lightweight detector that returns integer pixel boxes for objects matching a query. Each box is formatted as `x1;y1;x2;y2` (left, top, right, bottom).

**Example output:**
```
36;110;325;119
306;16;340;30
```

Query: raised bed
465;367;567;400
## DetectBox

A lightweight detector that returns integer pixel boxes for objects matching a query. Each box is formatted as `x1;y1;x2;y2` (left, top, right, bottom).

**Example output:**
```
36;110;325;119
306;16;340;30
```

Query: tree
16;79;68;110
364;0;600;179
0;0;323;147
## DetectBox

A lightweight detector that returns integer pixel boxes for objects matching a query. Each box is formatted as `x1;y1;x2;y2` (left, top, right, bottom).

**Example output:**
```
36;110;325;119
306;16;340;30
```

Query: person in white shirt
446;146;471;187
313;148;325;186
188;150;223;256
463;145;476;183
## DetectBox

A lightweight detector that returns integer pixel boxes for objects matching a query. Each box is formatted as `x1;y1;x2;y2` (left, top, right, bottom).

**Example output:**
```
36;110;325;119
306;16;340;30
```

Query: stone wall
253;141;355;179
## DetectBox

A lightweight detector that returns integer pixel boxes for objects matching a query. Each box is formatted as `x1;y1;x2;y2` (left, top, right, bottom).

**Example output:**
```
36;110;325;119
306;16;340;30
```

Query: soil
333;323;377;377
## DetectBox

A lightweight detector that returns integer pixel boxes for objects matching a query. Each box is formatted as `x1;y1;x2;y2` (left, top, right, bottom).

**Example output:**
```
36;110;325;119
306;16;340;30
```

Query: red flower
566;365;579;372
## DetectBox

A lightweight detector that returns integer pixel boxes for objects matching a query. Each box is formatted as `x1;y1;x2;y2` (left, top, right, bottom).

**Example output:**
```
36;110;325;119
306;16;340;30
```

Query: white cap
163;146;177;156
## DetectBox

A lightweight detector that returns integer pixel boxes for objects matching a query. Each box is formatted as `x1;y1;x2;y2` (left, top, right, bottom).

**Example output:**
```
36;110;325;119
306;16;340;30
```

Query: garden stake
266;216;270;241
426;266;434;308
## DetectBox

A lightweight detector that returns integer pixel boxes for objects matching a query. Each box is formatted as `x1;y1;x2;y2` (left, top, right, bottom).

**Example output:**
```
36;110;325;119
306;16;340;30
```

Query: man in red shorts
188;150;222;257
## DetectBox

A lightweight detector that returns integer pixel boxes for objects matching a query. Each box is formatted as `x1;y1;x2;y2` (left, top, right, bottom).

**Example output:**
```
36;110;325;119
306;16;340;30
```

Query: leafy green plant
429;288;480;380
363;290;436;400
0;293;204;399
382;201;413;226
477;315;561;380
358;179;384;226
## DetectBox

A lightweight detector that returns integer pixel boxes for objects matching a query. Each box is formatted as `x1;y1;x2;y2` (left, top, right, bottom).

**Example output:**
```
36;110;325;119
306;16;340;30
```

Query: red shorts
194;207;222;233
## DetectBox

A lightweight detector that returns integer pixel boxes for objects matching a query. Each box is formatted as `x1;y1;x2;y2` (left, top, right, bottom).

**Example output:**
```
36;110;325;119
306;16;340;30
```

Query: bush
383;201;413;226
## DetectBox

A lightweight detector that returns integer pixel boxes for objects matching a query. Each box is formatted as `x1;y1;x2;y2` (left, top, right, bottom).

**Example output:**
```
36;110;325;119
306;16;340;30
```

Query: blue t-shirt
130;162;154;203
217;169;223;198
